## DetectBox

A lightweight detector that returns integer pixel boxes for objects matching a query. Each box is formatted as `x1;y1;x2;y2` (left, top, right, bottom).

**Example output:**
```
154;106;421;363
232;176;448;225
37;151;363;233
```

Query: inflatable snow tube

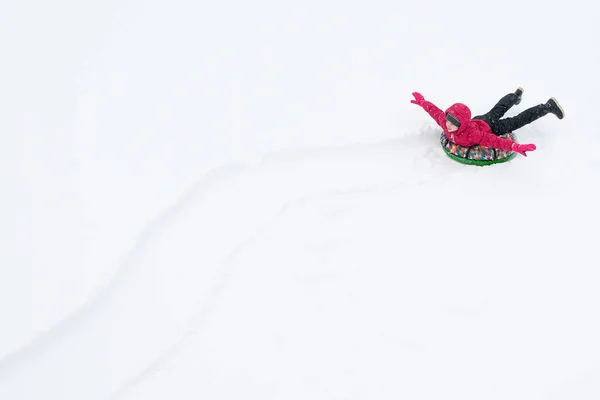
440;132;517;166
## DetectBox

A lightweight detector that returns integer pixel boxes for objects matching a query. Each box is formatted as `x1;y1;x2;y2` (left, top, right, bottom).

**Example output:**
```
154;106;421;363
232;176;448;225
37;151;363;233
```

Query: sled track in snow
107;178;418;399
108;202;289;399
0;133;446;398
0;162;246;373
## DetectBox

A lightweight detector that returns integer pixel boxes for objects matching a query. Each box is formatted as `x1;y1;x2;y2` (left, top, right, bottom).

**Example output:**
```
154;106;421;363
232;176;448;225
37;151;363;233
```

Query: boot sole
550;97;565;119
515;87;524;104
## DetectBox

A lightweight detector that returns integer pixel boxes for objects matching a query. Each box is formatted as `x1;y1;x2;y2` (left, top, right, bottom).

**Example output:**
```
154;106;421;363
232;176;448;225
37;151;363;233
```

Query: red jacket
422;101;515;151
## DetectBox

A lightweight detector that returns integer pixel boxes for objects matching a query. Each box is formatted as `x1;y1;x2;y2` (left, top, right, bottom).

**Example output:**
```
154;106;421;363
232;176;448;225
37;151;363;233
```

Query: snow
1;0;599;399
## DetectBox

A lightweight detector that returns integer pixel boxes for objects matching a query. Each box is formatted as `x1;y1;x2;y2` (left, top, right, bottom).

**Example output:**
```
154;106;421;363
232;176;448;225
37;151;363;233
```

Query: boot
514;87;524;105
546;97;564;119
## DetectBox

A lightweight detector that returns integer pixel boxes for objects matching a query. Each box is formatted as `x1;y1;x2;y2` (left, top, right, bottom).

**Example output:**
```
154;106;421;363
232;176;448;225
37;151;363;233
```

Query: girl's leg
492;103;552;134
472;89;524;135
481;92;522;121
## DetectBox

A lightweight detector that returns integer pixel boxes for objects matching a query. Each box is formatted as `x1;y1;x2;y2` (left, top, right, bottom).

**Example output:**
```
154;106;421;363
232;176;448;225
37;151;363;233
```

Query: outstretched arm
479;131;537;157
411;92;446;128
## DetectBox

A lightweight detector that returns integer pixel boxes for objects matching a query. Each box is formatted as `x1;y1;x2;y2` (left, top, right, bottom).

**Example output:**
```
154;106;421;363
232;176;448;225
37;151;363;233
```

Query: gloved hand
410;92;425;107
511;142;537;157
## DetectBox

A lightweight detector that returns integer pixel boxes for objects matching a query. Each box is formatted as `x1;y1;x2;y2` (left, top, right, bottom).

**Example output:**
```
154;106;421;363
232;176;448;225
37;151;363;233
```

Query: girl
410;88;564;157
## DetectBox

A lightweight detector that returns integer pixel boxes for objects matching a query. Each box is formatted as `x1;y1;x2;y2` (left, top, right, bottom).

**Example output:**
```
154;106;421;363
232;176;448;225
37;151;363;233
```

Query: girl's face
446;119;459;132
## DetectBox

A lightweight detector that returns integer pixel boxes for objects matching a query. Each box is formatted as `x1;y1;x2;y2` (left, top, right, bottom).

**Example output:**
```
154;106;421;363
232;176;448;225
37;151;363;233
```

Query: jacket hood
445;103;472;133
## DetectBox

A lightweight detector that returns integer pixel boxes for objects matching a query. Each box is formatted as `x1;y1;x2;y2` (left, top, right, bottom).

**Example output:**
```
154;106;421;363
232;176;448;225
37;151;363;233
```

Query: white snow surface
1;0;600;399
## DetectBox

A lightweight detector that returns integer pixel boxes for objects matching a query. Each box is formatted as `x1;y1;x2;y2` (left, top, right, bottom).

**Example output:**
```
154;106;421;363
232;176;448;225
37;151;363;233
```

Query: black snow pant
472;92;551;136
